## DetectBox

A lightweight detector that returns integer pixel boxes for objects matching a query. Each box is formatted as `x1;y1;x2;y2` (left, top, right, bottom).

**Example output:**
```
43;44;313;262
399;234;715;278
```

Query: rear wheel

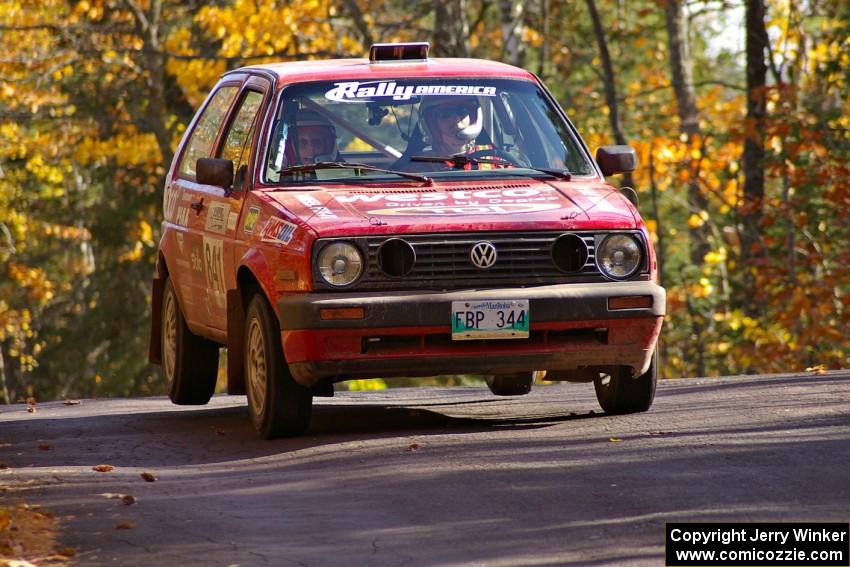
244;294;313;439
485;372;536;396
161;277;218;405
593;350;657;414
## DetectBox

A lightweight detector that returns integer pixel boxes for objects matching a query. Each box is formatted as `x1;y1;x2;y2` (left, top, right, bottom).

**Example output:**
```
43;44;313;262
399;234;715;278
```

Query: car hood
263;179;638;237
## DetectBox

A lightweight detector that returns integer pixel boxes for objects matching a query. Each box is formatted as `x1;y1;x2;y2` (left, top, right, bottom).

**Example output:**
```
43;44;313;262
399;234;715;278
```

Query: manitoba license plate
451;300;530;340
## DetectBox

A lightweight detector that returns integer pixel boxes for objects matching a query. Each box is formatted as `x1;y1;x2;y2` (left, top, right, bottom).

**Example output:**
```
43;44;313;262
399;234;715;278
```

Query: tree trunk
664;0;711;378
342;0;375;51
664;0;710;267
499;0;525;67
584;0;635;189
0;342;10;404
741;0;769;316
537;0;549;78
432;0;469;57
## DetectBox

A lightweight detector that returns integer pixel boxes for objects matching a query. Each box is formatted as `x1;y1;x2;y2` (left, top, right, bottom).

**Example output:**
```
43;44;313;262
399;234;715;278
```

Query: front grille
366;232;596;280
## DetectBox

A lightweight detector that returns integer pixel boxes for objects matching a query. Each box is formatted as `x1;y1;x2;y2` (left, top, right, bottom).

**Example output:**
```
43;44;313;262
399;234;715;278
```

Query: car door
165;80;242;337
199;78;269;332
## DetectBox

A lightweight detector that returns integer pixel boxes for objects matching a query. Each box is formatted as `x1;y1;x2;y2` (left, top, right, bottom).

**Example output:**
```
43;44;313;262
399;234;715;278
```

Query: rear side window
178;85;239;178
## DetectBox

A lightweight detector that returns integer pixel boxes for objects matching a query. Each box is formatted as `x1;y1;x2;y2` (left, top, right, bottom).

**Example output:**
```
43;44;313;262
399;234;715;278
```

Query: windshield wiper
278;161;432;185
521;166;571;180
410;155;571;180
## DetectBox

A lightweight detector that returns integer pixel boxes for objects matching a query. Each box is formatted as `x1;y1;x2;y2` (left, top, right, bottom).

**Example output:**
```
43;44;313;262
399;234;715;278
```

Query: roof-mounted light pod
369;42;430;64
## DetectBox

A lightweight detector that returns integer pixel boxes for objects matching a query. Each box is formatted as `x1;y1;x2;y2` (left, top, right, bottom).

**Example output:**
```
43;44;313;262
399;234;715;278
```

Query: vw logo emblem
470;242;498;269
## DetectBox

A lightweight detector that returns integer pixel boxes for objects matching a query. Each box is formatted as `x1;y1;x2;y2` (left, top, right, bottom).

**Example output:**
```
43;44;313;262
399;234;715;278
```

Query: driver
293;109;338;164
417;96;504;170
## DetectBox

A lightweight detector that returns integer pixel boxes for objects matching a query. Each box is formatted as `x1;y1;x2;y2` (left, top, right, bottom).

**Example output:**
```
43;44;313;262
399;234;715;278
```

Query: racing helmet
418;96;483;146
293;109;338;163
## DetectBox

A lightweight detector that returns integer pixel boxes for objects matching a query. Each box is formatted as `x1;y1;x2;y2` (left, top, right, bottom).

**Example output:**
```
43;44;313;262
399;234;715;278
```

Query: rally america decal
325;81;497;103
332;186;567;216
260;217;297;245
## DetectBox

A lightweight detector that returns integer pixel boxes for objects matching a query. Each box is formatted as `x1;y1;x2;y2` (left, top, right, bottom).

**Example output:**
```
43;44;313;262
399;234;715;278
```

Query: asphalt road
2;372;850;566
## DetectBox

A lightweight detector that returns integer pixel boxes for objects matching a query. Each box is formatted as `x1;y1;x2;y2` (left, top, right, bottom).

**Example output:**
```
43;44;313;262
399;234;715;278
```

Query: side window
178;85;239;178
219;90;264;187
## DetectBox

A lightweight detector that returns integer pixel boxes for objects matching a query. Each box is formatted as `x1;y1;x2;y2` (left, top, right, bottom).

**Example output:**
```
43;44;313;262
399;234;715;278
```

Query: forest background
0;0;848;402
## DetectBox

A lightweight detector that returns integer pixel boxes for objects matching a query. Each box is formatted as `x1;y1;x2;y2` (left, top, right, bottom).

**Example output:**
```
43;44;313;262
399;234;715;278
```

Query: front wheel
593;350;657;414
161;277;218;405
244;294;312;439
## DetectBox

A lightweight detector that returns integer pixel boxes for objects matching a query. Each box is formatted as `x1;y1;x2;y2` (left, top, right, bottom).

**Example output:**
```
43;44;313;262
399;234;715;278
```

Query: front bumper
277;281;665;386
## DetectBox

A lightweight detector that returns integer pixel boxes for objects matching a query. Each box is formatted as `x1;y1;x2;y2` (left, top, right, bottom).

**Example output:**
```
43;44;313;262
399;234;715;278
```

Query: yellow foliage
346;378;387;391
687;213;705;229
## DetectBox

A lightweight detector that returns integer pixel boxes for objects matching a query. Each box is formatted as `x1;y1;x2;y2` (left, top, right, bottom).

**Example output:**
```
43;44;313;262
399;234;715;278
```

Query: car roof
230;57;537;87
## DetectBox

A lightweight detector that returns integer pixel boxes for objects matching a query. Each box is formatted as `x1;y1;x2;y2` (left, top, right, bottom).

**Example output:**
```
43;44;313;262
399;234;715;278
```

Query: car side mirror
196;158;234;192
596;145;638;176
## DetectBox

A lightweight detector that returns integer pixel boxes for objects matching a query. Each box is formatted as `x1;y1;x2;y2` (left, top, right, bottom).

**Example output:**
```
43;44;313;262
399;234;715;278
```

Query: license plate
451;300;530;340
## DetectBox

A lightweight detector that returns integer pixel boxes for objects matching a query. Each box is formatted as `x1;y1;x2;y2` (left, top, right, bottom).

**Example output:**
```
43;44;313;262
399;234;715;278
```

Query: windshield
264;78;595;184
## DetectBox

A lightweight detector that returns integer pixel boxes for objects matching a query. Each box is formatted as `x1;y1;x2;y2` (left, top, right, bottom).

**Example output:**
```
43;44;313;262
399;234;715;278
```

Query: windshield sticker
367;203;562;216
325;81;497;102
205;202;230;234
243;206;260;234
261;217;297;245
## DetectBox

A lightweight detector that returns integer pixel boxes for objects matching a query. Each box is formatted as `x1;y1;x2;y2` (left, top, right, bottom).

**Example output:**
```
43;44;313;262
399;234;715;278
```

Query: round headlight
596;234;642;279
317;242;363;286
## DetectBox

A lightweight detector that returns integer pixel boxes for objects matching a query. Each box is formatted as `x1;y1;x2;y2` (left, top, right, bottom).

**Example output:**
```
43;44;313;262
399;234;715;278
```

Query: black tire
161;277;219;405
485;372;535;396
594;350;657;414
244;294;313;439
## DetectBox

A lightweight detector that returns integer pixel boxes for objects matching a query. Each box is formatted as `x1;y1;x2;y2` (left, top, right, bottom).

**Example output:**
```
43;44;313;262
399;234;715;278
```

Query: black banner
666;522;849;567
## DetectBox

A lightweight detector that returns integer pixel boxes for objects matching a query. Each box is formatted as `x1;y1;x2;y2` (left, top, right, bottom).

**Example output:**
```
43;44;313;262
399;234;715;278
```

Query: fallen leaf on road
407;443;420;452
805;364;827;375
92;465;114;473
38;444;52;451
100;493;135;505
608;437;623;443
25;406;36;414
115;522;135;530
56;547;77;557
62;399;81;406
140;472;156;482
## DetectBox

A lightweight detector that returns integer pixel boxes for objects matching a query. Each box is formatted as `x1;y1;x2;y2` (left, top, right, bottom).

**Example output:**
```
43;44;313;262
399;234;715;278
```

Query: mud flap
226;289;246;394
148;276;165;364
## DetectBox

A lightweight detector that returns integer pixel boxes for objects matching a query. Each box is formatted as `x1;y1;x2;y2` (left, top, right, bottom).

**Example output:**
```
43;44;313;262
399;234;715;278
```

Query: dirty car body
149;43;666;438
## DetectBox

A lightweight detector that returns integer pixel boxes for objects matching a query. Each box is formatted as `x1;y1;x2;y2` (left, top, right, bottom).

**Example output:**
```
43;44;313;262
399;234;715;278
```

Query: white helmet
418;97;483;146
293;109;338;163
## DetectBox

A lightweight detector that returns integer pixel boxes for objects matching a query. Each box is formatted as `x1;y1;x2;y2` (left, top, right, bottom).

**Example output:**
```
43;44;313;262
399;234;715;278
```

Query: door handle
190;198;205;215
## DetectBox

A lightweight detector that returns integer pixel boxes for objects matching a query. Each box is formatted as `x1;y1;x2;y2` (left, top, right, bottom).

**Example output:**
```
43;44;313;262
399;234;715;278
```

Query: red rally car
148;42;666;439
